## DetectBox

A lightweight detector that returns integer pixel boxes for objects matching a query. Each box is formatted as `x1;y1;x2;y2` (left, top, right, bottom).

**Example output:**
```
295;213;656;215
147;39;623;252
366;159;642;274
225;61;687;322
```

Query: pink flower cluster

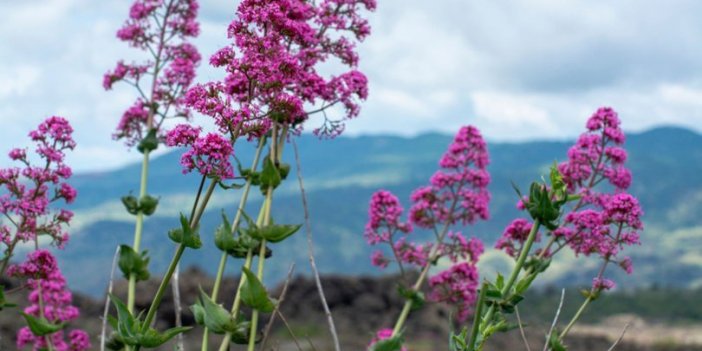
11;250;90;351
367;329;407;351
495;218;538;258
497;107;643;292
0;117;76;248
165;125;234;180
185;0;375;139
104;0;201;147
409;126;490;228
364;126;489;321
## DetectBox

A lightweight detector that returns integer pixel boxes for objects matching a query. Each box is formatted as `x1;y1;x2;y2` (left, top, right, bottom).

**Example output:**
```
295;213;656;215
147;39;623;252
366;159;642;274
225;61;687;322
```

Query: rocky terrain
1;269;701;350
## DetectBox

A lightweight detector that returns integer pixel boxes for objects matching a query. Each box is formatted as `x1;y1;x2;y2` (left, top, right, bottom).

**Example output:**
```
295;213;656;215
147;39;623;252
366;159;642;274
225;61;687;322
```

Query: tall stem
247;190;273;351
128;151;150;313
558;296;591;340
202;137;266;351
474;219;542;350
137;180;216;346
391;196;461;337
217;198;269;351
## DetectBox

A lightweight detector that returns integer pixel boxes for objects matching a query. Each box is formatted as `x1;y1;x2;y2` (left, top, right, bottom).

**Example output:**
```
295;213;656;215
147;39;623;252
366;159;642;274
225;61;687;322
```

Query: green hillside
56;126;702;294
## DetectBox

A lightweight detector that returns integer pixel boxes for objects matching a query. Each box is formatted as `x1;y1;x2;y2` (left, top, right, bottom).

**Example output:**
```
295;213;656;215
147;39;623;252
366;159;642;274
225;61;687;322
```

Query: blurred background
2;0;702;350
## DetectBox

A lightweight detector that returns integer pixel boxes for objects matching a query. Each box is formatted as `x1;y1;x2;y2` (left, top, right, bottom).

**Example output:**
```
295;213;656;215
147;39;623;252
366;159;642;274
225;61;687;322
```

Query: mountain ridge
52;126;702;295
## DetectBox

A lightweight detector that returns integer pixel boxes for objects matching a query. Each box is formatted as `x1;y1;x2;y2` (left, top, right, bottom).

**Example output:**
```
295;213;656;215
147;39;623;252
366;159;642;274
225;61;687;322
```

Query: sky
1;0;702;172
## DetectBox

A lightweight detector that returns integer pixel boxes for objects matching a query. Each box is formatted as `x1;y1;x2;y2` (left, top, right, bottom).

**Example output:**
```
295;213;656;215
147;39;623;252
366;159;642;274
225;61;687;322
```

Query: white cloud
2;0;702;171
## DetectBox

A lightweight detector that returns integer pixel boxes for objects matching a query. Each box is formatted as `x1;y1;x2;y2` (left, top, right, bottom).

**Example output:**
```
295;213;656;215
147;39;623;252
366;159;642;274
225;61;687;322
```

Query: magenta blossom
0;117;76;249
105;0;201;147
409;126;490;228
367;329;407;351
166;125;234;180
186;0;375;139
12;250;90;351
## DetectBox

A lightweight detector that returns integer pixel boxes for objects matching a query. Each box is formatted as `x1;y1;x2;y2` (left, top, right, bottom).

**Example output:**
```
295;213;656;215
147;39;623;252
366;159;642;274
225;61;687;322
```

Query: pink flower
428;261;481;322
367;328;406;351
106;0;201;148
166;126;235;180
186;0;375;138
592;277;616;291
364;190;412;245
12;251;90;351
409;126;490;229
495;219;538;258
0;117;76;247
370;250;389;269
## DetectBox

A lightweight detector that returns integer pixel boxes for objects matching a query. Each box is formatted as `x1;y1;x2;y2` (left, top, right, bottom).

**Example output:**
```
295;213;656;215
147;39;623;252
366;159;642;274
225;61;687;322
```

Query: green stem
391;216;457;335
474;219;541;350
467;282;488;349
247;189;273;351
203;138;266;351
128;151;150;313
138;180;216;344
217;199;269;351
558;296;592;340
248;237;268;351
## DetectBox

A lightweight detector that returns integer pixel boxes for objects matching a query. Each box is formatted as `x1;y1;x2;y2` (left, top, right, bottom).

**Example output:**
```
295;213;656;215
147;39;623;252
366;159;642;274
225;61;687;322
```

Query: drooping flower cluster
184;0;375;140
0;117;76;250
364;125;490;322
104;0;201;147
165;125;234;180
11;250;90;351
496;107;643;292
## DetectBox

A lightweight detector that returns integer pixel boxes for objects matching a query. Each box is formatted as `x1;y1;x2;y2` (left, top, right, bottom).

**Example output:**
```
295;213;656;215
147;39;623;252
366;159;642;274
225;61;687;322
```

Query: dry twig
515;306;532;351
260;263;296;350
293;139;341;351
606;322;631;351
543;289;566;351
100;246;121;351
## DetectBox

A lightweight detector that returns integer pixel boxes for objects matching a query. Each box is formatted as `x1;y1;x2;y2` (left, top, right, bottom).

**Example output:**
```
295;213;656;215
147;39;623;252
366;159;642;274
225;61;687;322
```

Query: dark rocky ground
0;268;699;351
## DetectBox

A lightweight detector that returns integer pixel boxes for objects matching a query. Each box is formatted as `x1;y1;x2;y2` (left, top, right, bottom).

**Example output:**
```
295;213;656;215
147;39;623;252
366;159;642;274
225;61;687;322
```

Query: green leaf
168;213;202;249
240;267;276;313
109;294;140;346
249;223;302;243
495;273;505;291
370;335;404;351
549;332;568;351
196;287;239;334
277;163;291;180
259;157;282;193
118;245;150;282
190;303;205;326
139;195;159;216
515;273;537;295
137;128;159;154
138;326;192;348
21;313;65;336
121;195;140;215
105;332;126;351
397;285;425;311
0;286;17;310
214;212;237;252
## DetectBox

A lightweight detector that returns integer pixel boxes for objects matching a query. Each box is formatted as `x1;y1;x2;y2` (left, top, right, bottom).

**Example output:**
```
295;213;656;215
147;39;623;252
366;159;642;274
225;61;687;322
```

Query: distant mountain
56;126;702;295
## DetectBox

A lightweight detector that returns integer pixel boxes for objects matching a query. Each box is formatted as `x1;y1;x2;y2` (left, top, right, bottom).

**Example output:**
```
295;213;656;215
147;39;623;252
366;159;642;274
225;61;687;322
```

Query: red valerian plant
103;1;375;351
365;126;491;348
0;117;89;351
103;0;202;317
365;108;644;351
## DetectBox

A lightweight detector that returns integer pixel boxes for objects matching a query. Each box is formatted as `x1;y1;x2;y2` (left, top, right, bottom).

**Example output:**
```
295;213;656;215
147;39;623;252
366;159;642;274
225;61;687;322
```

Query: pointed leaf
240;267;275;313
21;313;65;336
